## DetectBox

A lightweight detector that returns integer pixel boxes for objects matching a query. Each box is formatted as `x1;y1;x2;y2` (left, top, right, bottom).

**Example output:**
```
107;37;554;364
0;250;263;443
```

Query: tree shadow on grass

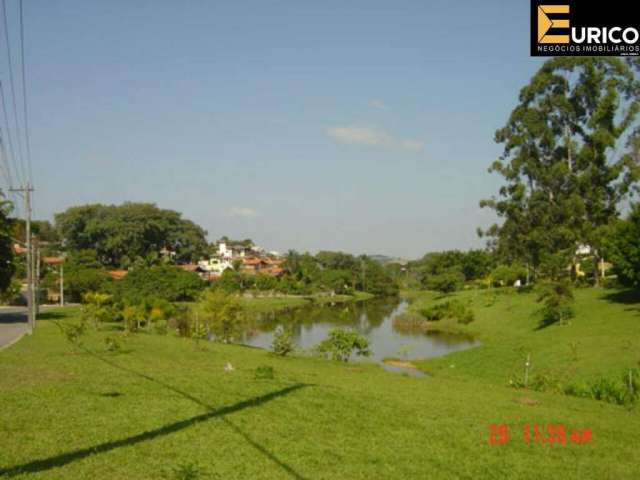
0;384;306;479
0;343;310;479
35;310;70;321
600;289;640;316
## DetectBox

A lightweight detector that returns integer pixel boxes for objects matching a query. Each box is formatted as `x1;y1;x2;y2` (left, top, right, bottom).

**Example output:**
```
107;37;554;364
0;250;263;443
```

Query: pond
241;297;479;365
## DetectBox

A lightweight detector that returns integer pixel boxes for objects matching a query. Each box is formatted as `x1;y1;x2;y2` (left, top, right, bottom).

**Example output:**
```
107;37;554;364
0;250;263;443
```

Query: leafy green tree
605;204;640;287
491;264;526;287
315;328;371;362
537;280;574;328
0;194;15;293
424;270;465;294
319;269;353;295
55;203;208;267
355;256;399;296
45;250;110;303
481;58;640;282
81;292;113;329
271;326;295;356
107;265;205;304
195;290;244;343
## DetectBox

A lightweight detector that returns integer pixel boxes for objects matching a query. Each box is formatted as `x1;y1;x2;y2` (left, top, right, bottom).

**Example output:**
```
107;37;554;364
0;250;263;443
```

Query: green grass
0;291;639;479
408;288;640;385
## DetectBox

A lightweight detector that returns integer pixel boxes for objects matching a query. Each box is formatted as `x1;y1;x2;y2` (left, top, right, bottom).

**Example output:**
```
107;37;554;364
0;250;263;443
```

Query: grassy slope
409;288;640;385
0;294;638;479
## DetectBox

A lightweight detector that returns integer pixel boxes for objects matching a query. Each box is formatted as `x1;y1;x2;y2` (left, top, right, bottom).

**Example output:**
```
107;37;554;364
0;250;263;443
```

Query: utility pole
9;183;34;333
34;237;40;315
59;264;64;307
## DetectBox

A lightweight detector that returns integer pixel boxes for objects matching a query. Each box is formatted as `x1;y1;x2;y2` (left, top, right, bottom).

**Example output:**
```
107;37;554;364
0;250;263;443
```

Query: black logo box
530;0;640;57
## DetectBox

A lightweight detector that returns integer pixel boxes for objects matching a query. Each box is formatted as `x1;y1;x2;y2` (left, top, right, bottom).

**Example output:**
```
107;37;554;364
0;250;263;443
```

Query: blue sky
8;0;543;258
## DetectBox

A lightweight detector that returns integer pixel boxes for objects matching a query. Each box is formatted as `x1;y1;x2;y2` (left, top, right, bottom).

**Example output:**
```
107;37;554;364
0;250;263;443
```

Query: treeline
0;199;402;306
403;249;528;293
216;250;399;297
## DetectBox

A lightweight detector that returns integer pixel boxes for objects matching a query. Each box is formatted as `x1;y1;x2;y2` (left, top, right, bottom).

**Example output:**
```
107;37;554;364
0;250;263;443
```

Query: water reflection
242;298;479;363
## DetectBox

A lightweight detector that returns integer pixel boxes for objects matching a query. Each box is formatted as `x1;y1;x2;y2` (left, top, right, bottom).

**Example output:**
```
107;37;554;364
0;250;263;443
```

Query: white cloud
326;125;424;152
368;99;388;110
228;206;258;218
398;139;424;152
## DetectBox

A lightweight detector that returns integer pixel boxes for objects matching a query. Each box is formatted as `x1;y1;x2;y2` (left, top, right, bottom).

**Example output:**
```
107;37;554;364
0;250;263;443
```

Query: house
197;257;233;276
108;270;129;280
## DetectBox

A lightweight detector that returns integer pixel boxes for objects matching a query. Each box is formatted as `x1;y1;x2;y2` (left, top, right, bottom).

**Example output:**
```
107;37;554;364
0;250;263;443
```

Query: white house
198;257;233;275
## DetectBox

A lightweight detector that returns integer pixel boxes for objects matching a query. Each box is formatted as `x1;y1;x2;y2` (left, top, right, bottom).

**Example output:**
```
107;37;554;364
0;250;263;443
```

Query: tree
425;270;465;294
55;203;208;267
315;328;371;362
481;58;640;282
195;290;244;343
606;204;640;287
107;265;205;304
355;256;399;296
40;250;110;303
491;264;526;287
0;194;14;293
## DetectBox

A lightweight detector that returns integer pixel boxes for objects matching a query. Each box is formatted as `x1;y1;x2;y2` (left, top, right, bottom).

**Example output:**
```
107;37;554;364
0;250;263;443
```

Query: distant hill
369;255;409;266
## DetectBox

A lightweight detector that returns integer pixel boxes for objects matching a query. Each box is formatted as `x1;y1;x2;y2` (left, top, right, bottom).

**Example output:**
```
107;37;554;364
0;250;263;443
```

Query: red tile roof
108;269;129;280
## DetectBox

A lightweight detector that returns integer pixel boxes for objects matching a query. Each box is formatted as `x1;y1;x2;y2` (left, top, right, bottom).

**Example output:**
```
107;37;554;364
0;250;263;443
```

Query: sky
4;0;545;258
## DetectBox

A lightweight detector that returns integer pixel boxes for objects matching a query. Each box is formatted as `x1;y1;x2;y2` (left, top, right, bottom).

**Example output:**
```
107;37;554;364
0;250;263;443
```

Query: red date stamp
488;424;592;445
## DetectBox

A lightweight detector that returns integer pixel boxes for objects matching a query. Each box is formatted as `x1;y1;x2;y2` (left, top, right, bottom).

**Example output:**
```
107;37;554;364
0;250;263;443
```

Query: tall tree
481;58;640;281
605;203;640;287
55;203;208;267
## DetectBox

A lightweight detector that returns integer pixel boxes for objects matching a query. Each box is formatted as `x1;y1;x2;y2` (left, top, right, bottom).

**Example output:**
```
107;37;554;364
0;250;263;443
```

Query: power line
0;79;21;186
1;0;27;184
18;0;30;183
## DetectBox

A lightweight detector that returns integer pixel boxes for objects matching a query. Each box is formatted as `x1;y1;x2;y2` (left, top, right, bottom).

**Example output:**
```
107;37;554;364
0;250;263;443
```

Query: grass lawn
407;288;640;386
0;291;639;479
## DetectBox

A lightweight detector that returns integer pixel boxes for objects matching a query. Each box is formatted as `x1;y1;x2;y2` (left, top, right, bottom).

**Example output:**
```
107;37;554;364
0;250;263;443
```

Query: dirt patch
384;360;418;369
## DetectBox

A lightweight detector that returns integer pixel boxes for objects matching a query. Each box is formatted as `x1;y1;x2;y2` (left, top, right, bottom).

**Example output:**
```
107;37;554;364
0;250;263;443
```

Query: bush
81;292;114;329
424;270;465;294
107;266;205;304
315;328;370;362
104;335;122;353
536;281;574;328
589;377;626;405
255;365;275;380
419;300;475;324
122;304;145;332
271;326;295;356
195;290;244;343
491;264;526;287
0;278;22;305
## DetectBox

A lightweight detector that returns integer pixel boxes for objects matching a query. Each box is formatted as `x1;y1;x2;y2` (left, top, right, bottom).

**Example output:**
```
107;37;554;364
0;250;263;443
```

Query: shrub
61;321;87;349
271;326;295;356
490;264;525;287
104;335;122;353
458;308;475;325
419;300;475;324
122;304;145;332
589;377;626;405
536;281;574;328
195;290;244;343
255;365;275;380
107;266;205;304
424;270;465;294
81;292;114;329
315;328;370;362
0;278;22;305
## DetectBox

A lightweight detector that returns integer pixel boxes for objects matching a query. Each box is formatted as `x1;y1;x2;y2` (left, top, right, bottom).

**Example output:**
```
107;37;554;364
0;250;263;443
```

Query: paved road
0;307;29;349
